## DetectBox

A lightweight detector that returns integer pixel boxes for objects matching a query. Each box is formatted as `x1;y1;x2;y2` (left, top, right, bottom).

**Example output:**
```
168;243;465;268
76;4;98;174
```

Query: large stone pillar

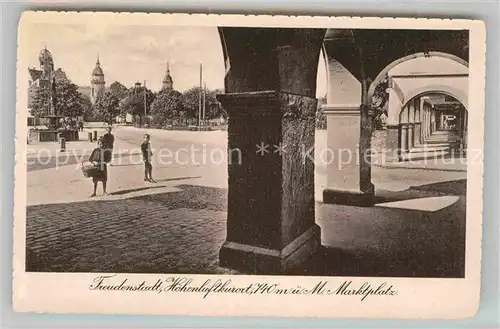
322;37;374;206
217;27;325;274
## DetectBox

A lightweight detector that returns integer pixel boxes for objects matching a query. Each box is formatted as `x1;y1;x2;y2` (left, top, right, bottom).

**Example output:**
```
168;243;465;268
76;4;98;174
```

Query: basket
81;162;101;178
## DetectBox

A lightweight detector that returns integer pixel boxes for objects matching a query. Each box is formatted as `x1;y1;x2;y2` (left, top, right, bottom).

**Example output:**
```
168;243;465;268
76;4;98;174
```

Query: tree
182;86;224;119
371;76;389;131
120;86;156;119
54;78;86;118
94;91;121;124
29;84;52;118
82;95;93;121
150;89;184;124
29;77;86;119
316;95;327;130
371;76;389;113
109;81;128;100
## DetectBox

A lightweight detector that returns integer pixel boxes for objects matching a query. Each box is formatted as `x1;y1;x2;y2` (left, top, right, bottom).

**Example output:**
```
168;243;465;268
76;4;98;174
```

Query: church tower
90;55;105;103
162;62;173;90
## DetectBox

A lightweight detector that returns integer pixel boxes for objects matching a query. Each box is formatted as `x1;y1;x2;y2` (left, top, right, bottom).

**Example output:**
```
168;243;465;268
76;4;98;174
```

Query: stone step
409;145;450;153
418;141;453;147
400;149;450;162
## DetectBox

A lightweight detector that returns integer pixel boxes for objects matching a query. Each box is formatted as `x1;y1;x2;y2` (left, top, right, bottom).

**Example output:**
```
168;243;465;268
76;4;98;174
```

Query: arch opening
368;51;469;102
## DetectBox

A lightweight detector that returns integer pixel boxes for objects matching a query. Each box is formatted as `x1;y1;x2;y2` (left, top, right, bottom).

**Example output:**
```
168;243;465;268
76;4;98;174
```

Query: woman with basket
84;138;109;197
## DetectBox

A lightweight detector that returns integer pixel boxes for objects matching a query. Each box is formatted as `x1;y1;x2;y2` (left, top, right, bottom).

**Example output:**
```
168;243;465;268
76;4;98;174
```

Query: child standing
89;138;109;196
141;134;155;183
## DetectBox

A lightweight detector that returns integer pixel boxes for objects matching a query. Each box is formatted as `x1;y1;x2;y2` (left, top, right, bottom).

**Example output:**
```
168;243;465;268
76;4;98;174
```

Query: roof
92;64;104;76
29;68;43;81
163;74;173;83
39;48;53;65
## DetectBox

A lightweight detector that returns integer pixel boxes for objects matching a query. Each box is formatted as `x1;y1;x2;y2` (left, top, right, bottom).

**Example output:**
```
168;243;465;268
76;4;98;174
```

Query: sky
18;22;328;110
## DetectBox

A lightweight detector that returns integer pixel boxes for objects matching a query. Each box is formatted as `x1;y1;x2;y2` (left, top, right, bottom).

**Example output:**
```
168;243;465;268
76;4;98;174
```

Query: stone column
217;27;326;274
322;104;374;205
385;82;403;161
414;98;422;145
322;38;374;206
218;92;319;274
386;124;400;160
422;108;427;141
418;98;425;144
430;110;436;133
401;105;410;152
425;106;431;138
463;111;468;152
408;100;415;150
399;123;409;159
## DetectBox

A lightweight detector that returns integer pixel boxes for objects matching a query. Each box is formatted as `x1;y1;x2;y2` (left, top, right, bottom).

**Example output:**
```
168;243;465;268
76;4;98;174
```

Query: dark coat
89;148;108;182
141;141;153;163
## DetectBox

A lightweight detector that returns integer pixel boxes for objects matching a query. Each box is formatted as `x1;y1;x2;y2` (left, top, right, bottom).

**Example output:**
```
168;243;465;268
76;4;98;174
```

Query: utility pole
198;63;202;129
203;81;206;121
143;80;147;117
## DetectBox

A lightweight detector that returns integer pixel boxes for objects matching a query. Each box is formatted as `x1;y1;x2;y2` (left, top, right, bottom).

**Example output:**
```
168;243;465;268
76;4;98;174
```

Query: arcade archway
216;27;469;273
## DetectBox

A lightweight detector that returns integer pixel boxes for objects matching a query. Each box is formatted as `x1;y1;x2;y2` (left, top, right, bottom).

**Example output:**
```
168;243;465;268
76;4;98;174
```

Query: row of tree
29;77;227;125
92;81;227;125
30;76;390;129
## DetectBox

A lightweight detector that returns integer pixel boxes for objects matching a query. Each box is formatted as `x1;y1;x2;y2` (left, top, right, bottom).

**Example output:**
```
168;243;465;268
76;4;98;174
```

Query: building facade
27;47;69;118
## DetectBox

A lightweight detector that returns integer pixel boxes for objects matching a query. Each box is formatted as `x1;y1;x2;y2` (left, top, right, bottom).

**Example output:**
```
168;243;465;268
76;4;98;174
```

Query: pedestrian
78;120;84;132
102;126;115;165
89;138;108;197
141;133;156;183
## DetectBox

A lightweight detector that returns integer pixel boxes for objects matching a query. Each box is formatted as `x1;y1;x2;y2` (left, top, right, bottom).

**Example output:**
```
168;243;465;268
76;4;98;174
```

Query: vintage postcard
13;11;485;318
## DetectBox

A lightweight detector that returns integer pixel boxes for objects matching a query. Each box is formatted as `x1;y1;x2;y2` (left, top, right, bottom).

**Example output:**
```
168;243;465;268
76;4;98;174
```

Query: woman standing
89;138;108;197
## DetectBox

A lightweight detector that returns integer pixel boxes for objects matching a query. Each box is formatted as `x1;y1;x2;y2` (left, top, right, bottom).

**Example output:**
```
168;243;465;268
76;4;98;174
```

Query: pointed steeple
92;54;104;76
162;61;173;90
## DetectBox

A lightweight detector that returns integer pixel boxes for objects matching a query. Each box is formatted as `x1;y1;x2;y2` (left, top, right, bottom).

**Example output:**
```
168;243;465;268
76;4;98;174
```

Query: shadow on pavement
27;152;142;172
108;177;202;196
375;178;466;204
154;176;202;183
109;185;168;196
409;179;467;195
26;182;465;278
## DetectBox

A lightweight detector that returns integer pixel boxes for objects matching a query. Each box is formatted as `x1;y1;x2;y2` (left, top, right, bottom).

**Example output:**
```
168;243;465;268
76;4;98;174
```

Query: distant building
27;47;69;120
28;47;53;109
162;62;173;90
90;55;106;103
77;86;92;99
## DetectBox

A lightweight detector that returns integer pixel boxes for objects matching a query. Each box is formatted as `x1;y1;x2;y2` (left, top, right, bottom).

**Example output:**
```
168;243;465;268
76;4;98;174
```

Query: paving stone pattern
26;185;239;274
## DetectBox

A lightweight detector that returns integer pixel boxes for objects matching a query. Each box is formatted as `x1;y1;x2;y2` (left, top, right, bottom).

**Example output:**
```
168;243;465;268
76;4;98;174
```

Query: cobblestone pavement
26;185;239;274
26;180;466;277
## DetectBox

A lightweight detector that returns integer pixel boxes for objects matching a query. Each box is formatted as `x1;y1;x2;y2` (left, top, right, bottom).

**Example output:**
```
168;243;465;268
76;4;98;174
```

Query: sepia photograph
13;12;485;318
